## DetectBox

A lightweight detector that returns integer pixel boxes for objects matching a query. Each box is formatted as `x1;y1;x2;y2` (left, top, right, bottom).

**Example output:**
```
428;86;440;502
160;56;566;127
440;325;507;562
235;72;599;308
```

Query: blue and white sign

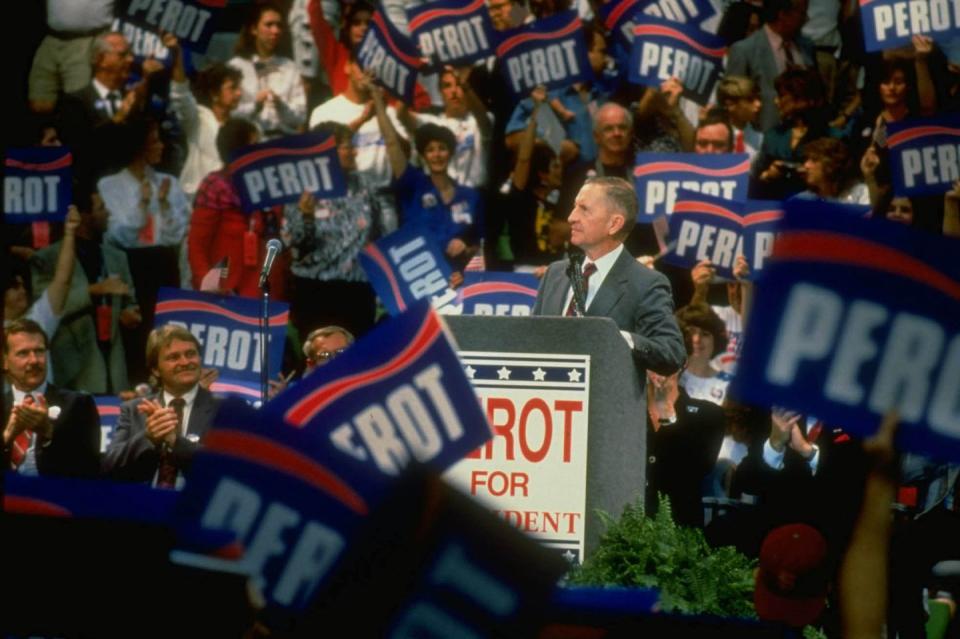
229;132;346;213
600;0;717;71
356;10;424;103
496;11;593;98
407;0;495;69
859;0;960;52
732;202;960;461
265;301;493;476
628;17;726;105
888;114;960;197
95;395;122;454
633;152;751;220
359;226;456;316
739;200;784;278
4;147;72;223
154;288;289;401
460;272;539;316
112;16;173;67
121;0;225;52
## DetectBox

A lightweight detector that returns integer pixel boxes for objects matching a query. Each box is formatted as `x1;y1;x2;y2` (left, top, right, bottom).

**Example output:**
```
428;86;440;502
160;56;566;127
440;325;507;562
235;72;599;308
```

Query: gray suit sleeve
629;271;686;376
725;40;748;78
102;399;159;481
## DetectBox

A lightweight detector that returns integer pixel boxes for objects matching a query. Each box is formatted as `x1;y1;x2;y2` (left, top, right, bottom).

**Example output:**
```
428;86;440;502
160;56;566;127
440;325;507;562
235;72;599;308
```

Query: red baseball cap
754;523;829;628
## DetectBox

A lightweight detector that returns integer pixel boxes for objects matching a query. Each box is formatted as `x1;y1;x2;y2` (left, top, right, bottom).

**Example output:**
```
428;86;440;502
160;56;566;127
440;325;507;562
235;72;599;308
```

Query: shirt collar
162;384;200;408
12;381;48;404
584;243;624;283
764;24;785;50
92;78;115;100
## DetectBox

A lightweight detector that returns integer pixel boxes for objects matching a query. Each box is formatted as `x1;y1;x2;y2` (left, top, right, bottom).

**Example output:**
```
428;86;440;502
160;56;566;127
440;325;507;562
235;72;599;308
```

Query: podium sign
444;352;591;562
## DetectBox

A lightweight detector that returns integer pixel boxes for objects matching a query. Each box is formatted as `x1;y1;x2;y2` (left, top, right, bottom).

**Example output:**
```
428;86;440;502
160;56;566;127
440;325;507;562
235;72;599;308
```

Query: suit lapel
586;251;628;319
187;388;216;437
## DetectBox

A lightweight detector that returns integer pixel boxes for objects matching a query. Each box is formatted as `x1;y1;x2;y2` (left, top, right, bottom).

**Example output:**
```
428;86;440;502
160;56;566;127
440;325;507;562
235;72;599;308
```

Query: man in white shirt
308;58;408;231
103;324;220;487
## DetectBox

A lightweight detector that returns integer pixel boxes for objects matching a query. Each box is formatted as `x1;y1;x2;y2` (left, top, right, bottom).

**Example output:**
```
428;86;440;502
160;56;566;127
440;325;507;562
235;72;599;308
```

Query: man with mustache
103;324;219;487
3;319;101;478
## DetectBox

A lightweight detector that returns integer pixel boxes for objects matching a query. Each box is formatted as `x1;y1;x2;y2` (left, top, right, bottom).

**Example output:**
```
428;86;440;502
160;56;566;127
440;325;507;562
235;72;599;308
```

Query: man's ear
608;212;625;237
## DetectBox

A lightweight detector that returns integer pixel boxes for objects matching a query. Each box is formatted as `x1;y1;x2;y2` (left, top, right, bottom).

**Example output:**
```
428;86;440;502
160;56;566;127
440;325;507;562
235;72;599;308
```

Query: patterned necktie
156;398;185;489
9;394;34;470
565;262;597;316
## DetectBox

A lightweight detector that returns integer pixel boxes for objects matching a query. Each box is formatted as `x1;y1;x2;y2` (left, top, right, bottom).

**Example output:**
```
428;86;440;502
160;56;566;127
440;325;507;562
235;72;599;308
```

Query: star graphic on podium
567;368;582;382
497;366;512;380
562;549;578;563
532;367;547;381
464;365;476;379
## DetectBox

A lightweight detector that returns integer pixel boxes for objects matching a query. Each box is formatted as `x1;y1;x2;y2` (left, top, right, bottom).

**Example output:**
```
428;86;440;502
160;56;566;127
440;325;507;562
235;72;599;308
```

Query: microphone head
266;238;283;253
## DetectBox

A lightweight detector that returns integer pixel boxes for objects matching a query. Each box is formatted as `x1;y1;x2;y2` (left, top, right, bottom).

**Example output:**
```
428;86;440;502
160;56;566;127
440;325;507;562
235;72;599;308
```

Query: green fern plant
568;495;757;618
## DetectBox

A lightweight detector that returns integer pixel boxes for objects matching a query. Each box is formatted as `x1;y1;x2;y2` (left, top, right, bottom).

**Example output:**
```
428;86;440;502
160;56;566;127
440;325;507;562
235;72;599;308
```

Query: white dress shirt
561;244;636;348
161;384;200;437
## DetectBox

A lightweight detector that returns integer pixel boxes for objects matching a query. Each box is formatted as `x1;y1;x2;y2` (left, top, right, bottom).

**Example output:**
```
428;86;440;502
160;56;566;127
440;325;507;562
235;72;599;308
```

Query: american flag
465;241;485;272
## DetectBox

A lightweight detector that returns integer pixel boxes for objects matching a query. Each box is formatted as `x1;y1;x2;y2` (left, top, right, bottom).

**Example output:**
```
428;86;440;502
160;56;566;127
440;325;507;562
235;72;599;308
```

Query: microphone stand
259;277;270;406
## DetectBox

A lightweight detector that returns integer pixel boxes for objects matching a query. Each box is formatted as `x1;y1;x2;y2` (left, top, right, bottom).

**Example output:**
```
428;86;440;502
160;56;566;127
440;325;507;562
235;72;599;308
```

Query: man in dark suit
532;176;686;378
3;319;101;478
102;324;220;487
726;0;816;132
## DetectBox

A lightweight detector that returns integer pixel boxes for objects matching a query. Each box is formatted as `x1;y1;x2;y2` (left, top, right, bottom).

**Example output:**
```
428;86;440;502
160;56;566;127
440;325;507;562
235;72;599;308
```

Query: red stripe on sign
672;200;741;223
461;282;538;299
496;18;581;56
154;300;288;327
634;158;751;178
886;125;960;149
284;312;443;426
3;496;72;517
228;137;335;173
5;153;73;171
606;0;644;30
372;12;424;67
362;243;407;312
774;231;960;300
409;0;486;32
743;210;783;225
632;24;726;58
204;430;369;514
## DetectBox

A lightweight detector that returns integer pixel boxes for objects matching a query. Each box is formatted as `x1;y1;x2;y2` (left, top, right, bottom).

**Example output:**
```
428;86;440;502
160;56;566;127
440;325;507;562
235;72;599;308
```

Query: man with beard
3;319;101;478
102;324;219;488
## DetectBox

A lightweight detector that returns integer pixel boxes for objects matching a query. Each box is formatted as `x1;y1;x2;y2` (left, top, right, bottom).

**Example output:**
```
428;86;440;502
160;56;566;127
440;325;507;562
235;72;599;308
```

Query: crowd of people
4;0;960;635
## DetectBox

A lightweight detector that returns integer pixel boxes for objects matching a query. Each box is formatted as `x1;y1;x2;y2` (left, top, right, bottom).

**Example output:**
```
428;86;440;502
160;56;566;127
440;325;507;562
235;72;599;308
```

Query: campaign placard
739;200;784;278
264;302;493;477
407;0;495;69
4;147;72;223
229;132;346;213
732;202;960;461
356;10;424;103
628;17;726;105
95;395;122;454
859;0;960;52
888;114;960;197
495;10;593;98
600;0;717;70
445;352;591;562
111;16;173;67
359;226;457;316
154;288;289;401
633;152;751;220
121;0;225;52
666;190;748;280
460;271;539;316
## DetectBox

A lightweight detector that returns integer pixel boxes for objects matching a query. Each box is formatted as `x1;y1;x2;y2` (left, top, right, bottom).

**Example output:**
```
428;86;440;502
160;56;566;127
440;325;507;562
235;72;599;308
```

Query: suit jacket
2;385;101;479
532;247;686;377
31;239;137;394
101;387;220;483
726;28;816;132
57;85;115;172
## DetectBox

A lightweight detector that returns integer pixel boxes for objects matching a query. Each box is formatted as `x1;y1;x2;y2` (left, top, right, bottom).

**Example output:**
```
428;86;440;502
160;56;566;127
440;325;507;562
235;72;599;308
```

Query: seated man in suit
532;176;685;379
103;324;220;488
3;318;101;478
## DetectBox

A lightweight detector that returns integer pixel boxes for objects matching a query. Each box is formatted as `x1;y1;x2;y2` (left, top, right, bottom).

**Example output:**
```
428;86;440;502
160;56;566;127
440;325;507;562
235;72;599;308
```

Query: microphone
566;251;586;317
259;239;283;288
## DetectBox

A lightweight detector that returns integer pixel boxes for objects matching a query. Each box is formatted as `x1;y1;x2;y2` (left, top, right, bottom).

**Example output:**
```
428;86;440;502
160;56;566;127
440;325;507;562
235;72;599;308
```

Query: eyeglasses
310;348;347;363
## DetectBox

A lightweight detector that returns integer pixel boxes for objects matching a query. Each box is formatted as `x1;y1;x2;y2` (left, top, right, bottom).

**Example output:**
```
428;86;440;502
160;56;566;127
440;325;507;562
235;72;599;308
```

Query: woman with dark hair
798;137;870;205
676;303;732;407
375;86;483;277
167;35;243;201
229;1;306;138
282;121;383;340
307;0;373;97
188;119;281;298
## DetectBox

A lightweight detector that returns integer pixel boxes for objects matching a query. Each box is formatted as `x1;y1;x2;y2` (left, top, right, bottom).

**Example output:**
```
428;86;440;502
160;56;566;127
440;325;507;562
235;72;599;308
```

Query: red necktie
807;420;823;443
735;130;745;153
156;398;185;489
565;262;597;316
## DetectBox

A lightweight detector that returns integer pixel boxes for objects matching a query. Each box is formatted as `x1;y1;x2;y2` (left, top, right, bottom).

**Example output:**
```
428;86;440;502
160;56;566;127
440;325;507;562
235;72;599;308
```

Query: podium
445;315;647;558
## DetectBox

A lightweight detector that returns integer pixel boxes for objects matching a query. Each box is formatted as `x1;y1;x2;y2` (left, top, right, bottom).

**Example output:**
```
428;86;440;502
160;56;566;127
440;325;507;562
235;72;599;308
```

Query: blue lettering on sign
124;0;220;49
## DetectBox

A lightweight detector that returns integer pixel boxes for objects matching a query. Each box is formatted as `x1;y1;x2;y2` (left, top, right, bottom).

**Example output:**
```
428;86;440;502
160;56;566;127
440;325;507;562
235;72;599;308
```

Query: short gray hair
302;325;355;359
90;32;125;68
584;176;638;240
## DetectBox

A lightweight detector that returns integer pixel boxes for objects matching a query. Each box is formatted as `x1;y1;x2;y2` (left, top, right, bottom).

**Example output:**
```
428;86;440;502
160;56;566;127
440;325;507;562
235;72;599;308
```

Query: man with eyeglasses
303;326;354;374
